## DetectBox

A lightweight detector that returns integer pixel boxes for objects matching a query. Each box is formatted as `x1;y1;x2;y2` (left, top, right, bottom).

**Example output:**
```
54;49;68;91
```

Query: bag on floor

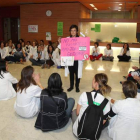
77;92;108;140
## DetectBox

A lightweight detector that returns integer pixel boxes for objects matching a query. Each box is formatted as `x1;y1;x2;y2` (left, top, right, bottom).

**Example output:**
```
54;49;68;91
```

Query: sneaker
123;76;127;79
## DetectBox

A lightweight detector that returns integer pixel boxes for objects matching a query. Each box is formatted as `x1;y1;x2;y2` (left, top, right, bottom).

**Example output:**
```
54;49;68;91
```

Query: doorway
3;18;20;43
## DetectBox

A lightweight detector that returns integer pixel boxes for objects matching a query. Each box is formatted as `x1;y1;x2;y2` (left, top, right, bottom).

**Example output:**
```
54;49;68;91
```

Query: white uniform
0;71;18;100
108;98;140;140
14;84;42;118
104;48;113;56
29;46;37;59
119;48;130;56
0;47;9;59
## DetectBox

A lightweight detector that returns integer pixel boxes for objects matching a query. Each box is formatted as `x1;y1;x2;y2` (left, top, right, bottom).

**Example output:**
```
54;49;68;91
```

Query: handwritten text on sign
61;37;90;60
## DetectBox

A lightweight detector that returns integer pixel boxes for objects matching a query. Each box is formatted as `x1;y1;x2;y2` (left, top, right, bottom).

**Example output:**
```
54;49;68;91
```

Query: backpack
77;92;108;140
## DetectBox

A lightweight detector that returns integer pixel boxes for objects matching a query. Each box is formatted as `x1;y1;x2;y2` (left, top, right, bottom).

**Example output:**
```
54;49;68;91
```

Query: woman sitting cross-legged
14;66;44;118
117;43;131;62
5;43;26;64
108;81;140;140
0;60;18;100
29;45;46;66
35;73;75;132
42;45;58;69
102;44;114;61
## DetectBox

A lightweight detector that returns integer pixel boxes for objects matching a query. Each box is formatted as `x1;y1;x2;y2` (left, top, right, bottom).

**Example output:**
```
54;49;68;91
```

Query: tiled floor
0;60;139;140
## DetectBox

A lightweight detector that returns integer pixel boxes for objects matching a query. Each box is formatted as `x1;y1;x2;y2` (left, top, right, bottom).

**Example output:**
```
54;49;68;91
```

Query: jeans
66;98;75;118
30;58;45;66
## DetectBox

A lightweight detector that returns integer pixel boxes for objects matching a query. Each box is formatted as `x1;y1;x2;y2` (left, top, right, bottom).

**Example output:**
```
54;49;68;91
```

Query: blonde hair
95;73;111;96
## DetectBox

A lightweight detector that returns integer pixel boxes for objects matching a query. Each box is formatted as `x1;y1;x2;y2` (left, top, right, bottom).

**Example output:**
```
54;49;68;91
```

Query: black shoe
76;88;80;92
67;87;73;92
123;76;127;79
120;81;122;84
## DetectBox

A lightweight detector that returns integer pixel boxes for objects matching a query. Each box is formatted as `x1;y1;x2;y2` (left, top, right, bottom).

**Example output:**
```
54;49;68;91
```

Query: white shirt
73;91;110;136
119;48;130;56
108;98;140;140
14;84;42;118
0;71;18;100
30;46;37;59
92;47;100;54
104;48;113;56
0;47;9;59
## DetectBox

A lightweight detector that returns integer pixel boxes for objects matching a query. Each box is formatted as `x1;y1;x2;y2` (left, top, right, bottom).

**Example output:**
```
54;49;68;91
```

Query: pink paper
61;37;90;60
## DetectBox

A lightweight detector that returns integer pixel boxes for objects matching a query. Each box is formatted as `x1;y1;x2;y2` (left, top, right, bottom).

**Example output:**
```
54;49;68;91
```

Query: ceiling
0;0;140;11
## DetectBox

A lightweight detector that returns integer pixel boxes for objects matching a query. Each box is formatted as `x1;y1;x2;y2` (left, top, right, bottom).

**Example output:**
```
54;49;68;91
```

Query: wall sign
91;24;101;32
28;25;38;33
46;32;51;40
57;22;63;36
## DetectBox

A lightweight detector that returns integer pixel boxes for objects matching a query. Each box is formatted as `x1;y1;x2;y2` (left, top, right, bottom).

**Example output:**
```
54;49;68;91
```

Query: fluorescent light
119;3;122;5
90;4;95;7
94;8;98;10
118;10;121;11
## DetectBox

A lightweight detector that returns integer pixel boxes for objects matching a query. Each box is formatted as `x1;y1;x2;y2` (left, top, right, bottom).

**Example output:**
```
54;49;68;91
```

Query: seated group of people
0;59;140;140
0;39;61;69
90;42;131;62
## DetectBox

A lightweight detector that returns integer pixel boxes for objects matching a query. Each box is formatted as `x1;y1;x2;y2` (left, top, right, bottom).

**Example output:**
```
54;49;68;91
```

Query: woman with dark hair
5;43;26;63
117;43;131;62
42;45;57;69
14;66;44;118
58;25;83;92
109;81;140;140
35;73;75;132
30;45;46;66
90;42;103;61
0;60;18;100
102;43;114;61
19;39;24;44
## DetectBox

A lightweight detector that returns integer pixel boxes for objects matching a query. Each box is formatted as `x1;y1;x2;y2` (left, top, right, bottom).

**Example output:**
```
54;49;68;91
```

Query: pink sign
61;37;90;60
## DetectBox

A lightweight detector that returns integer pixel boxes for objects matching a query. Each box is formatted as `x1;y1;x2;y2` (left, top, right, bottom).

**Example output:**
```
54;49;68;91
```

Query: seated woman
0;41;9;60
108;81;140;140
42;45;58;69
35;73;75;132
14;66;44;118
117;43;131;62
102;44;114;61
90;42;103;61
72;73;111;139
120;65;140;92
30;45;46;66
5;43;26;63
0;60;18;100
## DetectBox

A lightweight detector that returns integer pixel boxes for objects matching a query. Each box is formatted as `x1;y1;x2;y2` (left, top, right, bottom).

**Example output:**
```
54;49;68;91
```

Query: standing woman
117;43;131;62
58;25;83;92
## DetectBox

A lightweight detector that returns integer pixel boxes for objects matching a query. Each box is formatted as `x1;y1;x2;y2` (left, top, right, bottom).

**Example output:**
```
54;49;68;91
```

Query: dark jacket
35;89;69;132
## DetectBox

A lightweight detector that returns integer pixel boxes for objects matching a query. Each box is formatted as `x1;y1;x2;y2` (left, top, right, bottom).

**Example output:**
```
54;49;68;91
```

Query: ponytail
99;84;111;96
95;73;111;96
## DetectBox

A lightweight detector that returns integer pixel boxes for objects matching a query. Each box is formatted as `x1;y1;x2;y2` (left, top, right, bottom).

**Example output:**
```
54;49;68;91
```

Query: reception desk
90;42;140;60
